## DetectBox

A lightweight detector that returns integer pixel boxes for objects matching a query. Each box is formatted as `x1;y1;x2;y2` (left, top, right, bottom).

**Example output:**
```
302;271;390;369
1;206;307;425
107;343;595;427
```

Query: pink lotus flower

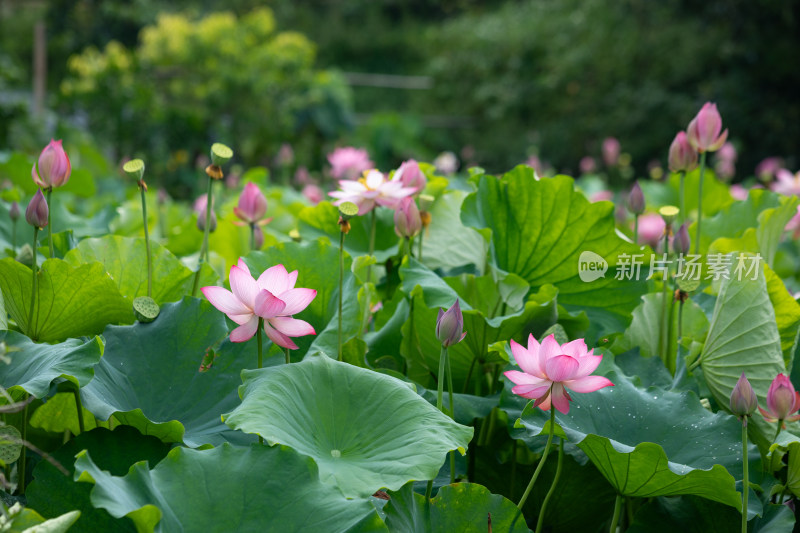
756;157;782;182
687;102;728;153
32;139;71;188
233;183;269;225
329;169;416;215
668;131;698;173
395;159;426;194
302;184;324;205
602;137;621;167
436;300;467;348
25;189;49;228
504;334;613;414
579;156;597;175
759;373;800;424
730;184;749;201
394;197;422;238
636;213;666;248
202;259;317;348
785;206;800;237
328;147;373;180
590;190;613;203
771;169;800;197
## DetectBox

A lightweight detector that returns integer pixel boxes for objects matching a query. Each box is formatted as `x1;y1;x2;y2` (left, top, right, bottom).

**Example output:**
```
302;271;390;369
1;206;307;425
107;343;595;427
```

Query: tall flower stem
741;421;749;533
366;209;376;283
417;230;423;261
609;494;623;533
45;188;54;258
27;227;39;339
11;218;16;251
140;184;153;298
694;152;707;255
257;318;264;369
285;346;291;365
249;223;256;253
436;346;448;412
659;229;672;372
73;388;85;433
446;347;455;483
338;229;345;362
19;399;29;493
633;214;639;246
678;171;686;225
517;404;556;511
535;438;564;533
192;174;214;297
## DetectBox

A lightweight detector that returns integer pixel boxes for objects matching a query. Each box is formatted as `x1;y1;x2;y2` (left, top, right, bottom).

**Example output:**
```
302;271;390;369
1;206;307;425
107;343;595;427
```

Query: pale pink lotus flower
579;156;597;175
759;373;800;425
302;184;324;205
394;197;421;238
234;183;268;225
329;169;416;215
602;137;621;167
32;139;71;189
771;169;800;197
756;157;782;182
730;184;748;201
395;159;426;194
434;151;459;175
202;259;316;348
194;194;211;215
589;190;613;203
668;131;698;173
504;334;613;414
328;147;373;180
687;102;728;153
636;213;666;248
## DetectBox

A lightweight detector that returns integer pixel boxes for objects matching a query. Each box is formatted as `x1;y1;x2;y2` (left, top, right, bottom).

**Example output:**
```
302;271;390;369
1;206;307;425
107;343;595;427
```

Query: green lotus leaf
460;167;646;335
0;258;134;342
0;288;6;330
26;426;171;532
74;444;388;533
223;354;474;498
30;392;109;435
63;235;217;305
0;330;102;398
383;482;530;532
0;506;80;533
79;298;259;446
513;372;742;509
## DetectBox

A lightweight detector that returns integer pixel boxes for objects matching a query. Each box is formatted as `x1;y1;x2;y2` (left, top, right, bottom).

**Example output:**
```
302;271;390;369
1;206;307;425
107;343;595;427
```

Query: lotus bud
687;102;728;153
668;131;698;173
436;299;467;348
674;223;691;255
765;374;800;421
396;159;426;194
233;183;267;224
730;373;758;419
197;205;217;233
627;182;645;215
394;197;421;238
277;143;294;167
25;189;49;229
32;139;71;188
602;137;621;167
9;201;20;222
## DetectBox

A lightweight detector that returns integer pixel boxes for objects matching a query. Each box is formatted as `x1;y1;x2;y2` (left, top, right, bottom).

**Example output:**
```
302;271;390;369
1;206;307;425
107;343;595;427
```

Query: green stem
694;152;707;255
742;420;749;533
192;174;214;297
19;398;29;493
463;355;478;393
249;223;256;252
366;209;376;283
446;347;456;484
285;346;291;365
633;214;639;246
425;479;434;502
27;227;39;340
517;405;556;511
774;421;783;444
436;346;447;412
140;185;152;298
257;318;264;369
73;388;85;434
535;438;564;533
679;170;686;225
338;229;345;362
418;228;423;261
45;188;54;258
609;493;623;533
11;219;16;251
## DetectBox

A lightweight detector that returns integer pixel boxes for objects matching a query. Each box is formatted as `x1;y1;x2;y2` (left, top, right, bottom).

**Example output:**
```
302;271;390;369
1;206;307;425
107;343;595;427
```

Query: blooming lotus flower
233;183;269;225
32;139;71;189
730;373;758;419
771;169;800;197
436;300;466;347
759;373;800;424
25;190;49;228
668;131;698;173
202;259;317;348
394;197;421;238
434;151;459;175
395;159;426;194
328;147;373;180
504;334;613;414
687;102;728;153
329;169;416;215
602;137;621;167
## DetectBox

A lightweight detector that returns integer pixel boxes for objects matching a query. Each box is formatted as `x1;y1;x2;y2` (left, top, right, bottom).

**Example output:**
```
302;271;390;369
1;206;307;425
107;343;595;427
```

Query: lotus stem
446;346;455;483
192;173;214;297
741;420;749;533
694;152;707;255
11;218;16;251
257;318;264;370
73;387;85;434
45;188;54;258
679;170;686;225
140;184;152;298
338;229;345;362
517;403;556;511
366;209;376;283
633;214;638;246
418;229;423;261
436;346;447;412
27;227;39;340
535;437;564;533
609;493;623;533
19;399;29;493
249;223;255;253
285;346;291;365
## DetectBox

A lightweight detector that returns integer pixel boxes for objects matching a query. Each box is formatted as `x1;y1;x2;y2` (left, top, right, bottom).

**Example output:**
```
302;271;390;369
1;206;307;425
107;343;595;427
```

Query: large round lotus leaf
27;426;171;532
460;167;646;334
74;444;388;533
383;482;531;532
0;330;102;398
513;372;742;509
223;354;474;498
0;257;133;342
79;298;258;446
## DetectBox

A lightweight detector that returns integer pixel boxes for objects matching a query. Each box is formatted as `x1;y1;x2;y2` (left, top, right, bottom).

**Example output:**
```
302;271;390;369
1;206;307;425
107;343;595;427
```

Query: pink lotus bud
25;189;49;228
627;182;645;215
197;205;217;233
762;373;800;422
756;157;782;182
394;197;421;238
668;131;698;173
436;299;467;348
233;183;267;224
729;373;758;418
687;102;729;153
302;184;324;205
276;143;294;166
328;147;373;180
674;223;691;255
295;167;312;186
9;201;20;222
32;139;71;188
602;137;621;167
636;213;666;248
579;156;597;174
396;159;426;194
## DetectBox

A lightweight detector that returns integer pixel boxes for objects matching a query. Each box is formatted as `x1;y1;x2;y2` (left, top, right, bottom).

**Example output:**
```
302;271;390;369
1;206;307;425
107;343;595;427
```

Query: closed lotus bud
394;197;421;238
25;189;49;228
668;131;698;173
687;102;728;153
764;373;800;421
436;299;467;348
730;373;758;419
32;139;71;188
627;182;645;215
197;205;217;233
602;137;621;167
396;159;426;194
9;201;20;222
233;183;267;224
674;223;691;255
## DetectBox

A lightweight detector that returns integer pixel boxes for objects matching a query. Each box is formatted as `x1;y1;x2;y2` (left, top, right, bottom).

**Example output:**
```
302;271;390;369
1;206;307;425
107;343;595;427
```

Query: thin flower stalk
694;152;707;254
535;437;564;533
516;404;556;511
